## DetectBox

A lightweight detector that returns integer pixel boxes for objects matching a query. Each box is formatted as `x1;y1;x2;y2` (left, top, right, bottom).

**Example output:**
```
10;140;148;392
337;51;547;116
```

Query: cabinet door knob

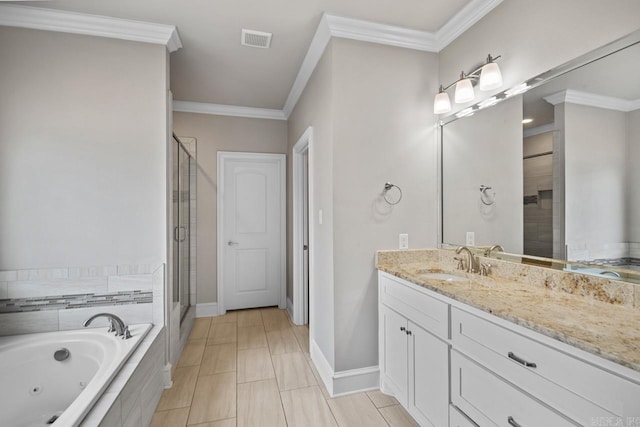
508;352;537;368
400;326;406;332
406;330;412;335
507;416;522;427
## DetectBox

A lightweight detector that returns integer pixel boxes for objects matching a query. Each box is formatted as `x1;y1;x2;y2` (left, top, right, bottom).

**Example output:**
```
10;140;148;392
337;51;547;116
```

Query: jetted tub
0;323;152;427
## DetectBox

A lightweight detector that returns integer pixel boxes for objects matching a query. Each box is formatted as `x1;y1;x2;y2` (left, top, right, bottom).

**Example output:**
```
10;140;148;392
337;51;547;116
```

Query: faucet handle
107;319;116;334
453;256;465;271
122;326;132;339
480;262;492;276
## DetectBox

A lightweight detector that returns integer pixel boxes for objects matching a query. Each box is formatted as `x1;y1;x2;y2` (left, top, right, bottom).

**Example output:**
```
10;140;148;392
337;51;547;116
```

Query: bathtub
0;323;152;427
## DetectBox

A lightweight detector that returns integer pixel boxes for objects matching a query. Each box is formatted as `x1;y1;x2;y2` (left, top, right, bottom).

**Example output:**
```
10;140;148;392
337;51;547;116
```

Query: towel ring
383;182;403;205
480;185;496;206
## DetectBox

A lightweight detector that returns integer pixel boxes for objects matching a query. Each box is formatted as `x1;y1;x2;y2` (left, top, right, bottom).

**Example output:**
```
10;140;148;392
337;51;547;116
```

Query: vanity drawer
451;350;576;426
449;405;478;427
451;307;639;421
379;273;449;340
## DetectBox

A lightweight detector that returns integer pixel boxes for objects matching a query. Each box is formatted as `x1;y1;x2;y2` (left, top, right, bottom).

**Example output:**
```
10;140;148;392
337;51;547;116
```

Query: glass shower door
173;138;191;322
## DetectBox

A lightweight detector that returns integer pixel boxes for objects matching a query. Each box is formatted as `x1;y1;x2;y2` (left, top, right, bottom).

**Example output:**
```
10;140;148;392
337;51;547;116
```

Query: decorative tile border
0;290;152;314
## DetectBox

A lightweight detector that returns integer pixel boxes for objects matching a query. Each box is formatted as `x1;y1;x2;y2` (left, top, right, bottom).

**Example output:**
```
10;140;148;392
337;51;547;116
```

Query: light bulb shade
454;78;474;103
479;62;503;91
433;91;451;114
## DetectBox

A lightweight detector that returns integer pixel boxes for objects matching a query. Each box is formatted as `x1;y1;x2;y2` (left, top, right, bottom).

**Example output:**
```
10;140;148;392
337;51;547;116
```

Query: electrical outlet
318;209;323;225
466;231;475;246
399;233;409;249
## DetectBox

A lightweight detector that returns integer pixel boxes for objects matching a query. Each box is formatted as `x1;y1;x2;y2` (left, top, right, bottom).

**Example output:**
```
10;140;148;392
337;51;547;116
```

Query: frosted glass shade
433;91;451;114
479;62;503;91
454;78;474;103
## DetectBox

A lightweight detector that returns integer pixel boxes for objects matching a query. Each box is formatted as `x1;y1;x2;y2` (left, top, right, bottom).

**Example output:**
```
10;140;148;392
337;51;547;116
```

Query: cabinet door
408;322;449;427
380;306;408;406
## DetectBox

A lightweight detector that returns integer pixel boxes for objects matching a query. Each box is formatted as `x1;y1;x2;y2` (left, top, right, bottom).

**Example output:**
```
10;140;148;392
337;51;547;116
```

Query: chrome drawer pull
507;416;522;427
508;352;537;368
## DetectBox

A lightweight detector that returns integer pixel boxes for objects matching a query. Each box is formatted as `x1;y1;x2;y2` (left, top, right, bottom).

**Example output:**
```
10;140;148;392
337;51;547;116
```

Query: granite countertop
377;251;640;374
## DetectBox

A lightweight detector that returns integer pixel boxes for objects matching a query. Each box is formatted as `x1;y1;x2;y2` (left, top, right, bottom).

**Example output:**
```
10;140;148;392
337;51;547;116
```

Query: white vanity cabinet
379;273;450;427
378;271;640;427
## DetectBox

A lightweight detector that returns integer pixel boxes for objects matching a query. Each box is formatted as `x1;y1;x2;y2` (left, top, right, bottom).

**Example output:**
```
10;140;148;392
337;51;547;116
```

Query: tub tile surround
0;263;165;336
376;249;640;372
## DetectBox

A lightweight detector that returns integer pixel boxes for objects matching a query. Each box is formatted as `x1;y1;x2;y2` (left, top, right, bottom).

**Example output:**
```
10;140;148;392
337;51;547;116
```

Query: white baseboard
196;302;219;317
286;297;294;320
162;363;173;388
310;339;379;397
333;365;380;397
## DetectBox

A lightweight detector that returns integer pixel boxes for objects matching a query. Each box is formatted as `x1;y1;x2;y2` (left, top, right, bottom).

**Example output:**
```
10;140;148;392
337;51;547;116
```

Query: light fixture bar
434;53;503;114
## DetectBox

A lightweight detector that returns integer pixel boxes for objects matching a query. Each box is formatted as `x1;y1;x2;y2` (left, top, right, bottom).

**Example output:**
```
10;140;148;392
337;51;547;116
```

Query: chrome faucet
485;244;504;257
83;313;132;339
455;246;479;273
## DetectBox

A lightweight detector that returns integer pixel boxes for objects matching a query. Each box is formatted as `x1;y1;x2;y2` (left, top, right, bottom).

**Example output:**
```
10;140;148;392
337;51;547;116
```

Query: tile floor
150;307;419;427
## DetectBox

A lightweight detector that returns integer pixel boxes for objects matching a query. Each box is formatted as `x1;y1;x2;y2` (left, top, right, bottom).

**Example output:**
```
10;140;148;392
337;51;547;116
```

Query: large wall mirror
440;29;640;281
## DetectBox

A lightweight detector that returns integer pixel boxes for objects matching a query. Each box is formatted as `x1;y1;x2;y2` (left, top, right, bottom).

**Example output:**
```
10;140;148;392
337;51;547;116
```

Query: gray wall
442;96;523;253
288;38;439;372
0;26;168;270
287;41;336;367
173;112;288;304
564;105;628;259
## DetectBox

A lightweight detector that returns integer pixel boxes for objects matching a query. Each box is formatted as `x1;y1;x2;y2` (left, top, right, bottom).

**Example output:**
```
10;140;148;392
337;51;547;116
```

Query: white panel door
219;152;285;311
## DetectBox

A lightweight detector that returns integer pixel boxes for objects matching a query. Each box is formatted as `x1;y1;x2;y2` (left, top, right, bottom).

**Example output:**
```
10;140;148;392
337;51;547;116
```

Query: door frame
217;151;287;315
292;127;314;325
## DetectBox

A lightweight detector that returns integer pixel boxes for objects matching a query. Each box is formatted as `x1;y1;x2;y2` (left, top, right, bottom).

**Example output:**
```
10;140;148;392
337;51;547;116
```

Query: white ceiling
13;0;473;110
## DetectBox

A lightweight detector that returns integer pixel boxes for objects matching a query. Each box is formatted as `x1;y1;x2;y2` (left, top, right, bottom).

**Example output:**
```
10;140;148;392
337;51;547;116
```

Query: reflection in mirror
440;30;640;282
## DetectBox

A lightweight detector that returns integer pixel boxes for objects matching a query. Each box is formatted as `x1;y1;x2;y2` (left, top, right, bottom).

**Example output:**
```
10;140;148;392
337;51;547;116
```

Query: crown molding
173;101;287;121
0;4;182;52
544;89;640;112
436;0;504;50
523;123;555;138
282;14;333;118
325;14;438;52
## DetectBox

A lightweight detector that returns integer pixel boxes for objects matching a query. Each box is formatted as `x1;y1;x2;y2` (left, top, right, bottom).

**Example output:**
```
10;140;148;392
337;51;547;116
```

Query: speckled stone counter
376;249;640;373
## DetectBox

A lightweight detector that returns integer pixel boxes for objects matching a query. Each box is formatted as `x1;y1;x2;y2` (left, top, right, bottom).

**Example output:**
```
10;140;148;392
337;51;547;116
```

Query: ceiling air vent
241;29;272;48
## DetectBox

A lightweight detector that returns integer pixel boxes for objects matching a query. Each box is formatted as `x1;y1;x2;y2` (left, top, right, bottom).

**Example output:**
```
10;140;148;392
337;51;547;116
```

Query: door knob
228;241;239;246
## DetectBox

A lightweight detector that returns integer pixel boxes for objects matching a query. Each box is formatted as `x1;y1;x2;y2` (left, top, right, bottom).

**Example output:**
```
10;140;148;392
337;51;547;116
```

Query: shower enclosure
173;135;192;322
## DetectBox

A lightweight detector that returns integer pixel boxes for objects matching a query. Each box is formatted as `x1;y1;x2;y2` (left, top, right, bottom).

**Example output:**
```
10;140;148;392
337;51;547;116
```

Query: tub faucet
456;246;479;273
83;313;132;339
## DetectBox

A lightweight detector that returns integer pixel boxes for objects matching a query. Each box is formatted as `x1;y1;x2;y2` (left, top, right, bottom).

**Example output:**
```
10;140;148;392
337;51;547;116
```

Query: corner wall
0;26;168;270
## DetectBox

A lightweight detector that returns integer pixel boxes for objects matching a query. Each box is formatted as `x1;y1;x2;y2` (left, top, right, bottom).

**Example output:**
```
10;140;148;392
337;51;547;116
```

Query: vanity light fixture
434;54;503;114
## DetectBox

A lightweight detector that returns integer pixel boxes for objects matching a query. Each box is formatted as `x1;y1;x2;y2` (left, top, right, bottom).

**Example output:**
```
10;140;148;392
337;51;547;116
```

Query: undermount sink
417;272;468;282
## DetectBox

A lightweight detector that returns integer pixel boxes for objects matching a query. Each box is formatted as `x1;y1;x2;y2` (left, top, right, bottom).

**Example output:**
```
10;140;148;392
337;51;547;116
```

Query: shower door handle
174;226;187;242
